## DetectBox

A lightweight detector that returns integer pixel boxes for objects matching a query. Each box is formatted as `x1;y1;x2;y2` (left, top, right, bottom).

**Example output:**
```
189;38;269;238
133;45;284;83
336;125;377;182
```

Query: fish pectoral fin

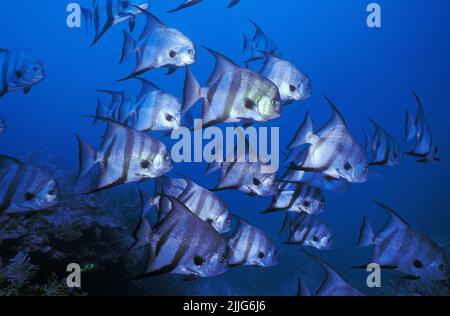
167;66;178;76
23;86;31;95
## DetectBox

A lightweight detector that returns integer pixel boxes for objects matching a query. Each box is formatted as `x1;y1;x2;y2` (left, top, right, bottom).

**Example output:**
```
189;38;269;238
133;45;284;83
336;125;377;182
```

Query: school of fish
0;1;447;296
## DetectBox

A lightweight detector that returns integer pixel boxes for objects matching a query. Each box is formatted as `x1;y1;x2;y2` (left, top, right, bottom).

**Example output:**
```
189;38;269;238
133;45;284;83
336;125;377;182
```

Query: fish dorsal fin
373;200;409;230
405;110;416;142
288;112;315;149
132;6;165;41
0;155;25;169
134;77;160;103
204;47;240;85
305;251;348;293
297;276;312;296
322;96;347;130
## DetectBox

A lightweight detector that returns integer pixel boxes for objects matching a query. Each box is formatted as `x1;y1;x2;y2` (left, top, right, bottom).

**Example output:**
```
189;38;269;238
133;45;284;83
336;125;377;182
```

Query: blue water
1;0;449;295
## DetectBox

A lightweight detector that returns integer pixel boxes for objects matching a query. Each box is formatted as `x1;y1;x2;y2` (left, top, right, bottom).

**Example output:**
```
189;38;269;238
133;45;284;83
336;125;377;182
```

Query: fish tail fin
287;112;315;149
119;30;138;65
279;212;292;234
76;134;99;179
182;66;204;113
81;8;93;35
357;216;375;247
405;110;416;142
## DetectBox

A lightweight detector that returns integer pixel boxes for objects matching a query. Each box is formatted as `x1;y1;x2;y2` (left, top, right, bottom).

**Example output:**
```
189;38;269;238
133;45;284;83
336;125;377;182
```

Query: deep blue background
0;0;449;295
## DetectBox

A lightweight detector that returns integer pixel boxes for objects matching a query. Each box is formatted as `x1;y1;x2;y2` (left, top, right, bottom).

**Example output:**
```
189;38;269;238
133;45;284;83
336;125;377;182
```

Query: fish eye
344;161;352;171
165;113;175;122
188;49;194;55
194;256;205;266
258;251;265;259
438;263;447;271
253;178;261;186
271;99;278;106
48;189;57;196
245;99;256;109
169;50;177;58
363;166;369;173
164;153;170;161
24;192;35;201
140;160;150;169
313;236;320;242
33;66;40;72
393;154;398;159
206;218;214;224
289;85;297;92
219;255;227;263
413;260;424;269
303;200;310;208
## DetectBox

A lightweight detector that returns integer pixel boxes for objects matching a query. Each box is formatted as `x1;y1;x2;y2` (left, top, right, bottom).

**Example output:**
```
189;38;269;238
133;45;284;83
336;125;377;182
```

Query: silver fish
288;98;369;184
300;252;364;296
96;78;185;132
146;176;232;233
405;91;439;163
76;118;173;193
168;0;241;13
119;7;196;79
281;213;332;250
82;0;150;46
0;49;45;98
228;217;278;267
182;47;282;127
207;142;277;197
243;19;281;65
0;155;58;214
132;195;229;280
256;54;312;105
263;182;324;215
0;116;6;135
356;201;449;281
280;146;352;192
366;118;402;167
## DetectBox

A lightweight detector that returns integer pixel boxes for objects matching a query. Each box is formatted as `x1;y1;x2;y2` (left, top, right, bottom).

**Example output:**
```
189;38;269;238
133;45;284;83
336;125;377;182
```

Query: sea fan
4;252;39;288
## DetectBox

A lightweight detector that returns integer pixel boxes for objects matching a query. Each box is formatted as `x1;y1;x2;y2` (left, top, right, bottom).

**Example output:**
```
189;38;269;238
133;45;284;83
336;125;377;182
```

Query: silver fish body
288;98;369;184
182;48;281;127
0;49;45;98
405;91;439;162
77;119;173;193
134;196;229;279
259;54;312;105
0;155;58;214
120;8;196;79
282;213;332;250
366;118;402;167
83;0;150;46
96;78;183;132
152;176;232;233
228;217;278;267
265;182;324;215
357;201;449;281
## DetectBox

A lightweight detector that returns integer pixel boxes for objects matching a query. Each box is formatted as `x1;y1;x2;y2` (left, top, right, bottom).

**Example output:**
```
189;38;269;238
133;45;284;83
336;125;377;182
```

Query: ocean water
0;0;449;296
